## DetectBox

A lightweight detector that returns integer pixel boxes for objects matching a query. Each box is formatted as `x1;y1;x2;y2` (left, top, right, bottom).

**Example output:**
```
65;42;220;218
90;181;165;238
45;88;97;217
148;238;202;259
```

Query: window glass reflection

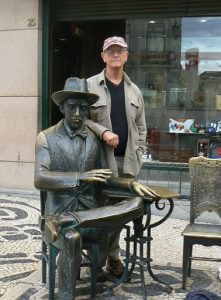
126;17;221;161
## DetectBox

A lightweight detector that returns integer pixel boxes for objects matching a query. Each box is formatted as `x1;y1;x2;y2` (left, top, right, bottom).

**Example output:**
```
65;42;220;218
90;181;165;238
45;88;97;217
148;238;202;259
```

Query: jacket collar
98;69;132;86
55;120;66;136
55;119;88;139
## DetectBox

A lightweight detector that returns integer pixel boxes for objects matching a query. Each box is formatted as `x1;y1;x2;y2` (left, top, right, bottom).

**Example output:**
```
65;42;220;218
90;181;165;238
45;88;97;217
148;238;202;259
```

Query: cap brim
52;90;99;106
103;42;128;51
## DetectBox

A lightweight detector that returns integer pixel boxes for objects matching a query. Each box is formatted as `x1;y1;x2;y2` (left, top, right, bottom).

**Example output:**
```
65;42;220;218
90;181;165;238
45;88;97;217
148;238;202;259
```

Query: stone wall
0;0;42;190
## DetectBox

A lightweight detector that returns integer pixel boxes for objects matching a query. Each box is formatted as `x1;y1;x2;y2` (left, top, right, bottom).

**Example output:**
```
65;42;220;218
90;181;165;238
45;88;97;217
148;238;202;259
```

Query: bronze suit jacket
34;120;106;215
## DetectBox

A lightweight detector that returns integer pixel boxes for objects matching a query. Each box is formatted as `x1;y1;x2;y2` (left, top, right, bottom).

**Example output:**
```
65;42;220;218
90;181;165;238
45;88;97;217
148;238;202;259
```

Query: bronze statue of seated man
34;77;158;300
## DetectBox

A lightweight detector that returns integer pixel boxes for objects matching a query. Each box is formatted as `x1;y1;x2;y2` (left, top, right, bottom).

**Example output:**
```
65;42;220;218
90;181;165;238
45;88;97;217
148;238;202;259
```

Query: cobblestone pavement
0;193;220;300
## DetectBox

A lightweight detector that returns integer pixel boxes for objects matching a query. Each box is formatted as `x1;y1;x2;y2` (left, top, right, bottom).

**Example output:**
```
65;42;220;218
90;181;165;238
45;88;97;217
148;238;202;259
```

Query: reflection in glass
126;17;221;162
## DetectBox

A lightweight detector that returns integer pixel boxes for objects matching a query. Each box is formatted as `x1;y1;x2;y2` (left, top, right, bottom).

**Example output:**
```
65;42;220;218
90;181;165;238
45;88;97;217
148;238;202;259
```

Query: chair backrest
189;156;221;223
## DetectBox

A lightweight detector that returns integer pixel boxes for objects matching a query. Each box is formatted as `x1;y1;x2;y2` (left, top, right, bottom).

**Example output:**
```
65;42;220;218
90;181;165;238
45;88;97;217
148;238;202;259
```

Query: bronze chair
39;191;144;300
40;191;99;300
182;156;221;289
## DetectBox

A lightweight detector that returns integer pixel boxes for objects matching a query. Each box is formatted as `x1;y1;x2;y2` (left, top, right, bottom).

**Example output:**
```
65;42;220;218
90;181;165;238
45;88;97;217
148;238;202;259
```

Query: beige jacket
86;69;147;177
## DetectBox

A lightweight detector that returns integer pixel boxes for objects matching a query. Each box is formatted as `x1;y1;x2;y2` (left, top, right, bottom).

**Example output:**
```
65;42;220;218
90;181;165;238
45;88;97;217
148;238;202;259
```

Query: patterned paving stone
0;194;220;300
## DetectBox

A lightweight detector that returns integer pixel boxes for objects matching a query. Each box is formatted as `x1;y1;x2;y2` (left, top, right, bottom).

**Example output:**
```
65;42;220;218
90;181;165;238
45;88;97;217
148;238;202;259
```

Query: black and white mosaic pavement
0;194;220;300
0;195;41;298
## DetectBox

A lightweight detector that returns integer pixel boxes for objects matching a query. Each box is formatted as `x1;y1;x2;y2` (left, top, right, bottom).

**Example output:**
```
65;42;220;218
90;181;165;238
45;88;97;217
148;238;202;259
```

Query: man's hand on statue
80;169;112;182
102;131;119;148
132;181;160;199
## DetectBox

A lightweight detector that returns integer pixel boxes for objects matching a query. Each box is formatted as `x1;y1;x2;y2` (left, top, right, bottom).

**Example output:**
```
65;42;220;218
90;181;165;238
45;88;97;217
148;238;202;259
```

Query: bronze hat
51;77;99;106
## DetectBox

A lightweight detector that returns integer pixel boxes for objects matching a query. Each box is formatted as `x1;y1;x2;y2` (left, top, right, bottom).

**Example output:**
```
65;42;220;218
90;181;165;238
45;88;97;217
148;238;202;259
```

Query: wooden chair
182;156;221;289
39;191;99;300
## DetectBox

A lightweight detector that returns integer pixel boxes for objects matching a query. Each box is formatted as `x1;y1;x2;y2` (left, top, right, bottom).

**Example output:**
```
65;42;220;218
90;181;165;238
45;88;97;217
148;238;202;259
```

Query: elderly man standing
87;36;147;277
34;77;157;300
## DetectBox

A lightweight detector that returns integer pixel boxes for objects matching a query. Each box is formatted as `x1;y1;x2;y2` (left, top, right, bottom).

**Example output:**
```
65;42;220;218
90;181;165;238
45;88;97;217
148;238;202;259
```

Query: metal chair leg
187;244;193;277
182;238;190;289
48;245;58;300
42;241;47;284
89;243;99;298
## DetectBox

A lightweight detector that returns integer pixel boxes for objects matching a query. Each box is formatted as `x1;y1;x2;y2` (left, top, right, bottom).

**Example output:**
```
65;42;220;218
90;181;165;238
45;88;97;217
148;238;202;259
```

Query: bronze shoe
106;259;124;277
44;216;60;243
43;214;79;243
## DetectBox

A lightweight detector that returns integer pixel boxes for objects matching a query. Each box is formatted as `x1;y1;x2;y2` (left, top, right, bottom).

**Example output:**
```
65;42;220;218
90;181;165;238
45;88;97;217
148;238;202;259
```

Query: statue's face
60;97;89;130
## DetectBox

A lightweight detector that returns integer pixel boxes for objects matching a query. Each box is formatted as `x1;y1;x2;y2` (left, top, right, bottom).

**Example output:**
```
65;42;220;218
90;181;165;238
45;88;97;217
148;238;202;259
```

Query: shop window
126;17;221;163
147;22;165;52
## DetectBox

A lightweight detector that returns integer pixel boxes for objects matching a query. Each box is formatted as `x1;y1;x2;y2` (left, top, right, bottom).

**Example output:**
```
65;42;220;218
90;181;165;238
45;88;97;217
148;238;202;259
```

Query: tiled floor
0;193;220;300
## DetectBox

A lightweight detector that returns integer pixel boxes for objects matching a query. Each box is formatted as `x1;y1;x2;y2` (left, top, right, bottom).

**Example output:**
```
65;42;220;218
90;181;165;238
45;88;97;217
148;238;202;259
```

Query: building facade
1;0;221;191
0;0;42;191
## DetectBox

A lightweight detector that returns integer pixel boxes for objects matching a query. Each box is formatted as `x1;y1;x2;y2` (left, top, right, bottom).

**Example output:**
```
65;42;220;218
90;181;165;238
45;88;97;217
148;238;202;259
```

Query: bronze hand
80;169;112;183
132;182;160;199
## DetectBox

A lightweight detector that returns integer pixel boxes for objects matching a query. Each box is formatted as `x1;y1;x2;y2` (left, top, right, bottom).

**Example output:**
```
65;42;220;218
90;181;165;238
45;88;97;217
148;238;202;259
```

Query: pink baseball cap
103;36;128;51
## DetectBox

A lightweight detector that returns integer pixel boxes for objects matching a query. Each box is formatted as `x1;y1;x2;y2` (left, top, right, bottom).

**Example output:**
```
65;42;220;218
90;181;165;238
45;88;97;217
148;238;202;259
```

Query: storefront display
125;16;221;163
